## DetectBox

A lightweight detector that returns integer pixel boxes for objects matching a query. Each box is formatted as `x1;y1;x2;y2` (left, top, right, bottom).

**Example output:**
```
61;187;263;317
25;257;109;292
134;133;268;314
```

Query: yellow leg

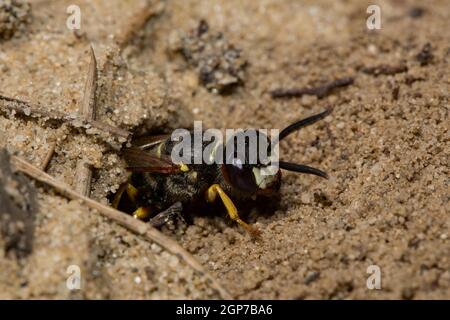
126;183;139;203
133;207;151;220
112;183;139;209
112;183;127;208
206;184;260;237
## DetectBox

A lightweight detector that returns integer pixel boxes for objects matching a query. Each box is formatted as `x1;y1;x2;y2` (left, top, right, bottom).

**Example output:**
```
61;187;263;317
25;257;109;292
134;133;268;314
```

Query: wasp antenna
278;107;332;142
278;161;329;179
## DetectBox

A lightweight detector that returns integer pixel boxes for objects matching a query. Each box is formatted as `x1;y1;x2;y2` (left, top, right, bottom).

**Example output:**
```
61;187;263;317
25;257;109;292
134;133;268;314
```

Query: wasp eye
223;159;258;193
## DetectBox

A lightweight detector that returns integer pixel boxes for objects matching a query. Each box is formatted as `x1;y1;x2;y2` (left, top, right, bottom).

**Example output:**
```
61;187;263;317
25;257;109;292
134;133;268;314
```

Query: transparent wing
131;134;171;150
123;147;180;174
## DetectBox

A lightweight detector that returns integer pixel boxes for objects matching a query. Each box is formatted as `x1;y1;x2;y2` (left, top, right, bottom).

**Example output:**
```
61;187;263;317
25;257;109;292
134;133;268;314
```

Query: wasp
113;108;331;237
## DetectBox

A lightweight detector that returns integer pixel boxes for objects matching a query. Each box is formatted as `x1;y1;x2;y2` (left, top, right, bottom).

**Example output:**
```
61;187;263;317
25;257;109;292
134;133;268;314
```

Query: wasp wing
132;134;171;150
123;147;180;174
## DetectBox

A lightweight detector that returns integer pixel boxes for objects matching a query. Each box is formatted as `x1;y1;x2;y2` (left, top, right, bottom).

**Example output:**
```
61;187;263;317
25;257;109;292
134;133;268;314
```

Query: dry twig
81;45;98;121
271;77;354;99
75;45;98;196
74;159;92;197
39;141;56;171
0;95;131;139
361;64;408;76
11;156;232;299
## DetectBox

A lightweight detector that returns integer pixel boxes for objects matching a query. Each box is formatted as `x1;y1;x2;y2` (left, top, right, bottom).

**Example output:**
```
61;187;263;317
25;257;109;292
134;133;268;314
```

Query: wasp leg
206;184;260;237
126;183;139;203
133;207;151;220
112;183;139;209
112;183;128;209
148;202;183;228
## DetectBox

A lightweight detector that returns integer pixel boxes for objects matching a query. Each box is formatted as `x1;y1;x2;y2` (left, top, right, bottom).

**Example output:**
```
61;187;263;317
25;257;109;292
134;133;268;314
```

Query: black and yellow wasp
113;108;331;237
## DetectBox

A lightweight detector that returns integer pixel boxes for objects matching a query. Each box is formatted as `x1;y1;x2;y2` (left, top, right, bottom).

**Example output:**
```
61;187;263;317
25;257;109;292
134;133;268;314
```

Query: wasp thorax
170;123;280;169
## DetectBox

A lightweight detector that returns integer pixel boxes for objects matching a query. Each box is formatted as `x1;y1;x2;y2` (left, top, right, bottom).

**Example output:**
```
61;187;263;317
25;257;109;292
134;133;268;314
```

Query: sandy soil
0;0;448;299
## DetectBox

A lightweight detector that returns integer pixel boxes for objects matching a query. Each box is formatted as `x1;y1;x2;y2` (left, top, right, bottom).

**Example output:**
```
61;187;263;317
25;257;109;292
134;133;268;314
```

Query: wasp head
220;108;332;196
